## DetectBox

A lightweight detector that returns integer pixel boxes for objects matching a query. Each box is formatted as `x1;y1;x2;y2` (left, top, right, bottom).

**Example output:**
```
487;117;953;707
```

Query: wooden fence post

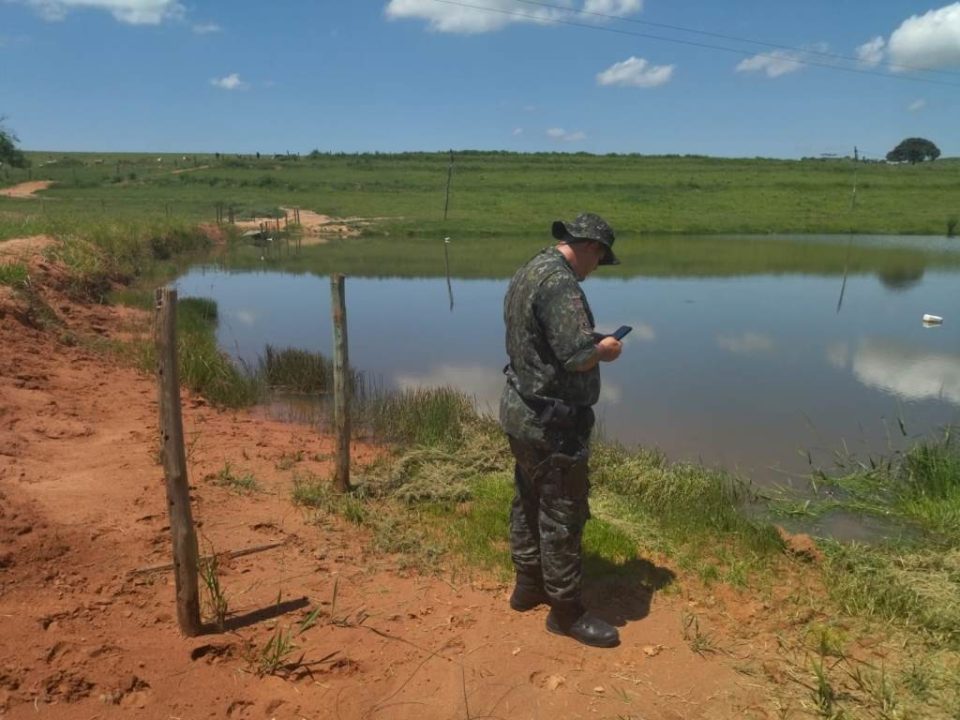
443;149;454;221
330;275;350;492
155;288;202;637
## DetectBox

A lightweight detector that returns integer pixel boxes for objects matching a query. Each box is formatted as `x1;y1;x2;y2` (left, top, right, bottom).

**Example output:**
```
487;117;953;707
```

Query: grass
357;385;476;447
258;345;336;394
211;461;260;494
0;262;28;287
7;151;960;238
198;543;229;632
773;431;960;544
147;297;262;409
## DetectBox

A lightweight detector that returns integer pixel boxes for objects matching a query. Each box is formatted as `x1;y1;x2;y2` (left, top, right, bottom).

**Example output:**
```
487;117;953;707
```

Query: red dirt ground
0;182;54;199
0;237;786;719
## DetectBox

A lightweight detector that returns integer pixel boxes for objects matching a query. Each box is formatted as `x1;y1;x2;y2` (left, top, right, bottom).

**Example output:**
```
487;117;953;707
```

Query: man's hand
596;336;622;362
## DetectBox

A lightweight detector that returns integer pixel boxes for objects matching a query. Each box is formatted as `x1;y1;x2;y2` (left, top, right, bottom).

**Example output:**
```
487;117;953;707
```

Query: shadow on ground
583;555;675;627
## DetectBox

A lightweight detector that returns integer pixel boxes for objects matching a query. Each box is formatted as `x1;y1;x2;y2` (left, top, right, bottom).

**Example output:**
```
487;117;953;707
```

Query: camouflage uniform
500;245;601;610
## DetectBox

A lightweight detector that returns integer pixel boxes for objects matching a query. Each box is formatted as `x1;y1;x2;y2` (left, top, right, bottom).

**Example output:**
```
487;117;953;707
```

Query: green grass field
3;150;959;239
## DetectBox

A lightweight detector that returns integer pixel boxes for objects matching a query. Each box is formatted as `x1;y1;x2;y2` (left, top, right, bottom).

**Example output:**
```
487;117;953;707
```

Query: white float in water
922;313;943;326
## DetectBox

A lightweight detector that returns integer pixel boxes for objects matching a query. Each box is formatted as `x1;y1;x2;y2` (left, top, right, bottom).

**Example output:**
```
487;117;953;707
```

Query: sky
2;0;959;158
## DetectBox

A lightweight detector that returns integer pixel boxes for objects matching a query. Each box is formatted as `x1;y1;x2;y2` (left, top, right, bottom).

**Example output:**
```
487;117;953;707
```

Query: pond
175;234;960;504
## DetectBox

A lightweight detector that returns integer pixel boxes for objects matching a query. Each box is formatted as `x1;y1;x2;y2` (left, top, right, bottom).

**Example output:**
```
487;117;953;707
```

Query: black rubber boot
546;606;620;648
509;574;549;612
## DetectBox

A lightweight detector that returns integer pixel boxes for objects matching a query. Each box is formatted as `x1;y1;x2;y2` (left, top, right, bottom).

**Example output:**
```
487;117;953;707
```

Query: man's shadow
581;553;675;627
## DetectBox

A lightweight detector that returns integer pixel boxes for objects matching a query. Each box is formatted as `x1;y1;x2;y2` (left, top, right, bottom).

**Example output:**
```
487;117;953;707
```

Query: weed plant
212;461;260;494
0;262;28;287
198;544;229;632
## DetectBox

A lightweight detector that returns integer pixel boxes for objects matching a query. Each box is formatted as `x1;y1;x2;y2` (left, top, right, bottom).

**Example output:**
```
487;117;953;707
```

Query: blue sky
2;0;959;157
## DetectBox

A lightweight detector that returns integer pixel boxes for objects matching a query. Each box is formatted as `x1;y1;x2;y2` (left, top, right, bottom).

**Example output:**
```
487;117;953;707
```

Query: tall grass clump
899;435;960;540
591;441;783;555
822;541;960;646
359;386;476;447
136;296;259;408
174;297;260;408
260;345;331;392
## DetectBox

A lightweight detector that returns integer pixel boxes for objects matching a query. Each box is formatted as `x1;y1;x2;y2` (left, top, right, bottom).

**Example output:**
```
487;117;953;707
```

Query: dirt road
0;181;54;199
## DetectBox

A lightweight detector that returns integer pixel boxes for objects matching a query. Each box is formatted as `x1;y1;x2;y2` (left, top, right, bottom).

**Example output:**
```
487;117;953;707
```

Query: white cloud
192;21;221;34
522;104;537;112
888;2;960;71
211;73;246;90
599;378;622;404
21;0;183;24
851;338;960;405
583;0;642;14
908;98;926;112
735;50;805;78
825;341;849;370
546;127;586;142
717;332;775;355
384;0;642;34
856;36;886;67
632;323;655;342
512;127;524;136
597;56;674;87
395;364;505;413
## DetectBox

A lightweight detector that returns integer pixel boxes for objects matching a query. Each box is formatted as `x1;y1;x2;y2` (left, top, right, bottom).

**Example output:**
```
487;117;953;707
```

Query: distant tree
0;118;29;168
886;137;941;164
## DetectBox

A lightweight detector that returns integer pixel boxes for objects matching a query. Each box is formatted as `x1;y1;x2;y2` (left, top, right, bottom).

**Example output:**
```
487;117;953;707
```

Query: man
499;212;624;648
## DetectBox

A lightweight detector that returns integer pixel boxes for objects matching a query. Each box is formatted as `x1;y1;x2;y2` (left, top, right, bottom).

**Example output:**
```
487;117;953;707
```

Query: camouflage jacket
500;247;600;442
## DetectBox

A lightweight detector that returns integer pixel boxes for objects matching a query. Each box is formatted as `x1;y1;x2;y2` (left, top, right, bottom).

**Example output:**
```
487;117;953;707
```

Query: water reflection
175;236;960;496
842;339;960;405
716;332;775;356
395;364;505;414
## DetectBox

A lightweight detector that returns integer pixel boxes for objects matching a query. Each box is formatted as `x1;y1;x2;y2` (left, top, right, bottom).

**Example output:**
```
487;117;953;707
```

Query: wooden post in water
330;275;351;493
155;288;202;637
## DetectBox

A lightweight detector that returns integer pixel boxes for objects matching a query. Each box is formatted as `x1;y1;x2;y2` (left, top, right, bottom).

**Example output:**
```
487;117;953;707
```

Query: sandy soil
0;237;791;719
0;181;54;199
236;208;387;247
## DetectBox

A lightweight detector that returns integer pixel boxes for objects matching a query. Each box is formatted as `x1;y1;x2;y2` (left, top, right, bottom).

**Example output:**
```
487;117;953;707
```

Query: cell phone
611;325;632;340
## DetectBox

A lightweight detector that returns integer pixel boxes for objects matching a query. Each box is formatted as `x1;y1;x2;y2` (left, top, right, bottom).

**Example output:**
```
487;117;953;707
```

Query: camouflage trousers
507;431;591;610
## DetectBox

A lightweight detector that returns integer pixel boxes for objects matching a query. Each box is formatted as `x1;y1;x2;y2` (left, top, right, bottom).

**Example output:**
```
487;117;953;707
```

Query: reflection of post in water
836;236;852;314
443;236;454;312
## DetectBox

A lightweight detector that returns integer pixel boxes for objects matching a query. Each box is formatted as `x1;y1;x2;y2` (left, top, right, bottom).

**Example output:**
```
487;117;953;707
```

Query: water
175;235;960;495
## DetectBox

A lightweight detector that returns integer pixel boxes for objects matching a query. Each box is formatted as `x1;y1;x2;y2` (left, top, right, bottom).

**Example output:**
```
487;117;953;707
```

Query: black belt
523;395;585;429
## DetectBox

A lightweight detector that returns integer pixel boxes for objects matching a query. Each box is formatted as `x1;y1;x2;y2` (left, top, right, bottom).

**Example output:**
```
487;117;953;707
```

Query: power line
512;0;960;79
428;0;960;89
